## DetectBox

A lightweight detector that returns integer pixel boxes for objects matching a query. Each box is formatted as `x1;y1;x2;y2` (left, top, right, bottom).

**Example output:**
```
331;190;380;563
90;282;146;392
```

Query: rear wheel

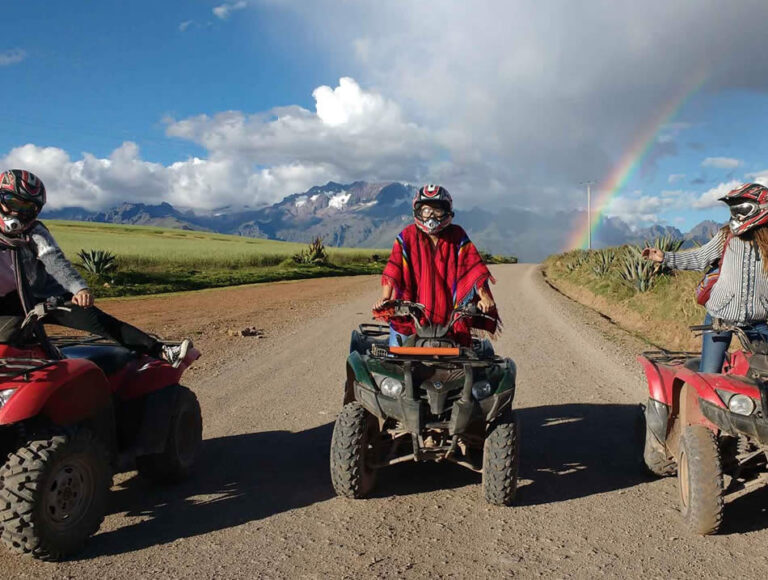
330;402;378;498
0;427;111;561
137;386;203;483
678;425;723;535
482;409;520;506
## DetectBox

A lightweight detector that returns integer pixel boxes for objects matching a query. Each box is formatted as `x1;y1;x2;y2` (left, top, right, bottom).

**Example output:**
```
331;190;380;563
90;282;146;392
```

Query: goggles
0;193;39;220
417;205;448;219
728;201;768;222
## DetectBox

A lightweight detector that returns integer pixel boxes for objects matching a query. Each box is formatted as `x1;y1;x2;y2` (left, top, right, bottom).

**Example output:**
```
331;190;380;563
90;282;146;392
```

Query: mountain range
41;181;723;262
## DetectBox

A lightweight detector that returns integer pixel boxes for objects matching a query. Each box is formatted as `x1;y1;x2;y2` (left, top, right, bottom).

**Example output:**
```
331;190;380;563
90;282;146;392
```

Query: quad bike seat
60;345;137;375
350;329;388;355
684;357;701;371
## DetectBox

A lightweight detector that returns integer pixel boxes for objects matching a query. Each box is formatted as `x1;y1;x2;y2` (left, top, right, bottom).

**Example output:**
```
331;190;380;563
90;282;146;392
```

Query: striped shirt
663;231;768;323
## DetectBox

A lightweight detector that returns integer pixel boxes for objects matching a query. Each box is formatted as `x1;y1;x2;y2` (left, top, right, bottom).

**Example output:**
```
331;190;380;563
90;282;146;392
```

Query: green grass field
44;221;387;297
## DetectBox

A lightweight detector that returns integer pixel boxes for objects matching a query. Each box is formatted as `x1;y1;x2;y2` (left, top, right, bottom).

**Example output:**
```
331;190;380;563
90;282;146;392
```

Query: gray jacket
663;230;768;323
3;222;89;300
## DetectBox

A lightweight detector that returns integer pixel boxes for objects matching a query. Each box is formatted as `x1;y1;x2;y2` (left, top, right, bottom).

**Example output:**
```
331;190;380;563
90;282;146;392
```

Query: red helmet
412;184;454;234
719;183;768;235
0;169;46;222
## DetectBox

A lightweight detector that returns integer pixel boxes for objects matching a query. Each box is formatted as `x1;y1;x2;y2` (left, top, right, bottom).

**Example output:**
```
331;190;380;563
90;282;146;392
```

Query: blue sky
4;0;768;234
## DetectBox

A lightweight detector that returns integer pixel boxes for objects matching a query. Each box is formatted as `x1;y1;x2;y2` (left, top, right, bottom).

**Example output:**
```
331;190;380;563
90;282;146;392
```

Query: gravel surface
4;264;768;578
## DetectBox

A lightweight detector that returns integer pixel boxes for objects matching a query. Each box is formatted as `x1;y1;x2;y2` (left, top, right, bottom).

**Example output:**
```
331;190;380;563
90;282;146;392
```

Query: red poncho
381;224;500;343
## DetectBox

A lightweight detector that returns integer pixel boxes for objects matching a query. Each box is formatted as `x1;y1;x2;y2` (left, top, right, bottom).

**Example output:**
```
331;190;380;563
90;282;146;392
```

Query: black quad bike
330;300;520;505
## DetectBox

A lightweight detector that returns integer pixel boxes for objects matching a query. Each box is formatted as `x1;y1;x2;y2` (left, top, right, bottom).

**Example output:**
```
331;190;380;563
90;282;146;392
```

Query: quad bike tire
678;425;724;535
0;427;112;561
638;407;676;477
330;402;378;499
137;386;203;484
482;408;520;506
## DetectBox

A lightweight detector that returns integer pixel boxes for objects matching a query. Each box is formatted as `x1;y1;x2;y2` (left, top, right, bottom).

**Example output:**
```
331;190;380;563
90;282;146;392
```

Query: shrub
619;246;657;292
591;249;616;277
292;237;329;265
77;249;117;278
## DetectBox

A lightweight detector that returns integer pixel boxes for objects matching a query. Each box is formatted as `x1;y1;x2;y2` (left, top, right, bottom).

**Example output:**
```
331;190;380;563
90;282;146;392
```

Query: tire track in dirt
4;265;768;578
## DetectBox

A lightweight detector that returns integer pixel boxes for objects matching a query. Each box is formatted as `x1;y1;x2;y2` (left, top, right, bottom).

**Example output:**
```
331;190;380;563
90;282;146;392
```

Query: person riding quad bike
0;169;191;365
376;184;501;345
644;182;768;372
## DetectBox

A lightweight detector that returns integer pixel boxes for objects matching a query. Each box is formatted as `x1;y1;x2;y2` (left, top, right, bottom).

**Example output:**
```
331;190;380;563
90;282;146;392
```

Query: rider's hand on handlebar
478;295;495;313
72;289;94;308
641;248;664;263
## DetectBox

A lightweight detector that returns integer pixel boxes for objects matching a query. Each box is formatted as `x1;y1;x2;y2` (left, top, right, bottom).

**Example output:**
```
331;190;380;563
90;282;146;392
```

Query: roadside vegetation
544;236;706;351
46;221;386;298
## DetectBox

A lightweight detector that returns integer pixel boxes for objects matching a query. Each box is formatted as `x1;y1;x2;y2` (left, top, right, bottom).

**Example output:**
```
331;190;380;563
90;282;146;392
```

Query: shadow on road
721;481;768;534
81;422;336;559
515;403;647;506
80;402;649;559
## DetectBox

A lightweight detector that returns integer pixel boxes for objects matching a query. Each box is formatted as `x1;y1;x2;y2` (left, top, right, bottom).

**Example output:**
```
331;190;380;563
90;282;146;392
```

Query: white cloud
247;0;768;210
179;20;194;32
693;180;742;209
0;49;26;67
668;173;686;184
213;1;248;19
2;79;438;211
702;157;742;169
604;193;687;225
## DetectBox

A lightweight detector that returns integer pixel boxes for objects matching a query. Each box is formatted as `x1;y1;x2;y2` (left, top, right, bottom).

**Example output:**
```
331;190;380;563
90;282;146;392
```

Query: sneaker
161;338;192;368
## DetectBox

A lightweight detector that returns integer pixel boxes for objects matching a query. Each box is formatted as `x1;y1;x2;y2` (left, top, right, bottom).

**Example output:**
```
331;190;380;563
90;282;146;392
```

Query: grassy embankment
544;247;708;351
47;221;387;298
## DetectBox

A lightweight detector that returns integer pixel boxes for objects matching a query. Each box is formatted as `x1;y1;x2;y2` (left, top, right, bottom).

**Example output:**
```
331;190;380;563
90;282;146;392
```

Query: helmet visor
729;201;761;222
417;205;447;219
0;193;38;220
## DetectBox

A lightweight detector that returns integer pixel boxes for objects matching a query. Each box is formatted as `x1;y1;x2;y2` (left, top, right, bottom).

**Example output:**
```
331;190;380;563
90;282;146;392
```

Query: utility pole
580;181;594;250
587;182;592;250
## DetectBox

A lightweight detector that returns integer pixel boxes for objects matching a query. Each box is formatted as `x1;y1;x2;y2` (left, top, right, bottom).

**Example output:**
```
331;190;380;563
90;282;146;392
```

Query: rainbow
566;74;708;251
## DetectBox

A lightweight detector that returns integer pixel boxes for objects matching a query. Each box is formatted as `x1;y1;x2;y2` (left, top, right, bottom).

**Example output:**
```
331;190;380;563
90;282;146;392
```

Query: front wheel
482;409;520;506
137;386;203;483
0;427;112;561
330;402;378;499
678;425;724;535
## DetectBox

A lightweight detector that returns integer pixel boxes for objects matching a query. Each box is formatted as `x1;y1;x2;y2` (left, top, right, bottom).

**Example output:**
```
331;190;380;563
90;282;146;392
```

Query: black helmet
412;184;453;234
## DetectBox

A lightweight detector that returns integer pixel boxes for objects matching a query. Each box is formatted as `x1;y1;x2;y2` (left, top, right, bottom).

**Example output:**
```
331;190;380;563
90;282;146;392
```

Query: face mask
423;218;441;232
1;214;25;235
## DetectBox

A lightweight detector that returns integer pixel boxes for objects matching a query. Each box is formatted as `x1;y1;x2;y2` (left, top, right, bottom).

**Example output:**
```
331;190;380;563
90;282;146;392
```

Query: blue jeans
389;327;411;347
700;313;768;373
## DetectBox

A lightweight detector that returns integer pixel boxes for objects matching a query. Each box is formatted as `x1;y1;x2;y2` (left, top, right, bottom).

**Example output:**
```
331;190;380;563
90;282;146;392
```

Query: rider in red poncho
375;184;500;346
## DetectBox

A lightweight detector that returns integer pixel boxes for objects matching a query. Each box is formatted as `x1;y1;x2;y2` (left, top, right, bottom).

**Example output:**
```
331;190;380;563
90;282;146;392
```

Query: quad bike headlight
380;377;404;398
472;381;493;400
0;388;16;408
728;394;756;416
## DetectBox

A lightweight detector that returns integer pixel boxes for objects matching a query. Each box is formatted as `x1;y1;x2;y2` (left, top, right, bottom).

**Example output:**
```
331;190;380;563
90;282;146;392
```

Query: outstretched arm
643;231;726;272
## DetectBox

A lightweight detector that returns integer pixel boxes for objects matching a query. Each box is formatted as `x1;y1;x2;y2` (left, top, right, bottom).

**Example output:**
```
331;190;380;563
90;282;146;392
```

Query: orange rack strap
389;346;460;356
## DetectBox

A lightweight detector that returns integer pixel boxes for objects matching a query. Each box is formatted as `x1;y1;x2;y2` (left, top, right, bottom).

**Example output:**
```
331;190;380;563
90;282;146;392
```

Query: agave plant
619;246;657;292
292;237;329;265
77;249;117;278
565;250;589;272
642;235;684;274
591;249;616;277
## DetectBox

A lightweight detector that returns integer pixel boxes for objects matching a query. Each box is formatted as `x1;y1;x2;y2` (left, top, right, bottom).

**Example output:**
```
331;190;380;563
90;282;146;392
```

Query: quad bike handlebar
689;321;764;354
372;299;495;339
20;296;73;330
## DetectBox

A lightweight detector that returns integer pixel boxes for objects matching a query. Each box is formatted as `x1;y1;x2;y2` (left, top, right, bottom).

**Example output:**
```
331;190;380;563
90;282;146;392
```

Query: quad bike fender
0;359;111;426
637;355;677;405
117;347;201;401
344;352;376;404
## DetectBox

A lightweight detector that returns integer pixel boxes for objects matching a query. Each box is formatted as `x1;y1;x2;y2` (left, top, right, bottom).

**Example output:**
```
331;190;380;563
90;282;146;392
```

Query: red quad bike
0;258;201;560
639;320;768;535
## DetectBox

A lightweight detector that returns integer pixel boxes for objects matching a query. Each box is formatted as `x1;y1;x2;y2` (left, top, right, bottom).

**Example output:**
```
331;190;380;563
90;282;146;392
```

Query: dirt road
5;264;768;578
